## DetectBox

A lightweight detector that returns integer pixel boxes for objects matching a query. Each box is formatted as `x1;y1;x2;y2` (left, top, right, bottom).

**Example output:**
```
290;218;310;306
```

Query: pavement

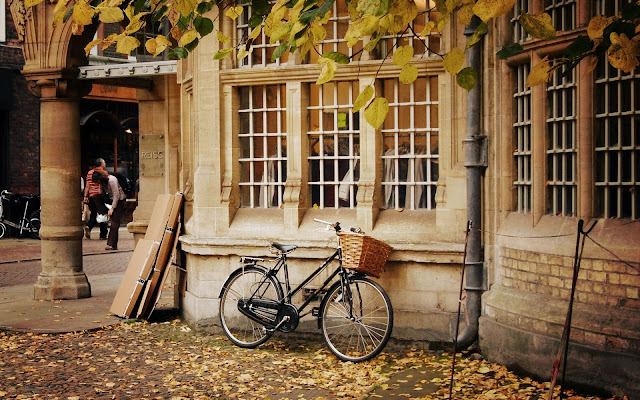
0;228;142;333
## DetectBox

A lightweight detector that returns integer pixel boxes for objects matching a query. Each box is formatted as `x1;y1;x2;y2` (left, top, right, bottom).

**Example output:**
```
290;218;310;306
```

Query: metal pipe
457;16;486;349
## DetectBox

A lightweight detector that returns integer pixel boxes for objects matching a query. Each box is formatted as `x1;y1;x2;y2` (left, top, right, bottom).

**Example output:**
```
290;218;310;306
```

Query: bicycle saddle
270;242;297;254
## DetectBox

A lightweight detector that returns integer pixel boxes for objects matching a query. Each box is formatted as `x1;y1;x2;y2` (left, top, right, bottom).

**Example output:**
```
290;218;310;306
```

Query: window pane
238;85;287;208
513;63;532;213
308;81;360;209
381;77;439;210
546;60;577;216
594;50;640;219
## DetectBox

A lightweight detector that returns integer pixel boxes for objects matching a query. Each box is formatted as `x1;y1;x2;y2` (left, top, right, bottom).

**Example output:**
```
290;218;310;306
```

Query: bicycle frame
249;245;348;317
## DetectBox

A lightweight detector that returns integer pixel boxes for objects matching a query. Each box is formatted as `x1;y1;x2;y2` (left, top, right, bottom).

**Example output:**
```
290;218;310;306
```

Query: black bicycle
219;218;393;362
0;190;41;239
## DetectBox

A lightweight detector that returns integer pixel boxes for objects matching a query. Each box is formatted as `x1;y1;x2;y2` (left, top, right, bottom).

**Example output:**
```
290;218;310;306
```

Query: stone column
31;77;92;300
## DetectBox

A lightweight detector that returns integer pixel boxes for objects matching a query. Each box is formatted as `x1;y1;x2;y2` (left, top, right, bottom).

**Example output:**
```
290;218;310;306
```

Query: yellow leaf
393;45;414;66
53;0;71;25
179;29;198;47
225;6;243;20
146;35;170;56
97;6;124;23
478;366;491;373
84;38;103;56
399;64;418;84
587;15;613;40
608;33;640;73
171;26;183;41
473;0;515;23
442;47;465;75
345;14;380;47
518;13;556;40
248;26;261;41
525;56;552;88
71;21;84;35
458;4;474;25
25;0;44;7
365;97;389;129
237;46;250;60
73;0;95;26
174;0;197;17
353;85;374;113
101;33;120;50
316;57;337;85
310;24;327;43
116;35;140;55
217;31;231;42
270;21;292;44
124;12;149;35
420;21;436;37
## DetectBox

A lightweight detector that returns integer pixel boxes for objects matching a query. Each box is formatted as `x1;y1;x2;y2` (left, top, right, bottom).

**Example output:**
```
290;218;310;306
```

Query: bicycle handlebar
313;218;364;234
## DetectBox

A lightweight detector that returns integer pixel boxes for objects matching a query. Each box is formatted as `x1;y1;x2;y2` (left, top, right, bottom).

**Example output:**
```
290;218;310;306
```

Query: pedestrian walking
91;169;126;251
83;158;108;240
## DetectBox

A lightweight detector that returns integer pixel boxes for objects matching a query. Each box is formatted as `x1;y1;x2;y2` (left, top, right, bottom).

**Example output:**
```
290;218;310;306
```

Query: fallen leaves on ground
0;319;623;399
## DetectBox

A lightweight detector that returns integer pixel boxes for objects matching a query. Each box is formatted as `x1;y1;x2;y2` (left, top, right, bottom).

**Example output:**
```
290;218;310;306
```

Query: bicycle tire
0;222;6;239
219;265;283;348
319;276;393;362
28;211;41;239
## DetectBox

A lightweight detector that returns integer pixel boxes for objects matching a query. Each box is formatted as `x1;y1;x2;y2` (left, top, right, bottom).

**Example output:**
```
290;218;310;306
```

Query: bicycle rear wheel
219;265;283;348
320;276;393;362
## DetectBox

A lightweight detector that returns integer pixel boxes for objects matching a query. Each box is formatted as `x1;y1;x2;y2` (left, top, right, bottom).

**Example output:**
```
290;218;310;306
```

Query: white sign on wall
1;0;6;43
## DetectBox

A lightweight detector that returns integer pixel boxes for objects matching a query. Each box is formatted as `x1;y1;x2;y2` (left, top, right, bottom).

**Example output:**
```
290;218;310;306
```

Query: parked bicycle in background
219;219;393;362
0;190;41;239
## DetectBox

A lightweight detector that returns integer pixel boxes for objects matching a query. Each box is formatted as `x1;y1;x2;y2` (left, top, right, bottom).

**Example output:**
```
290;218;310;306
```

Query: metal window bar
594;55;640;219
308;81;360;209
511;0;529;43
546;61;577;216
237;4;287;68
238;85;287;208
544;0;576;32
381;77;439;210
513;63;532;213
596;0;632;16
316;1;354;58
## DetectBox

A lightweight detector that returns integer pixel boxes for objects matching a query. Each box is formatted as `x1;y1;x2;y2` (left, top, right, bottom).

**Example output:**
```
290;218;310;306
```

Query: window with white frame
306;1;361;64
381;77;439;210
594;61;640;219
308;81;360;209
546;61;577;216
511;0;529;43
237;4;288;68
544;0;576;32
513;63;532;213
238;85;287;208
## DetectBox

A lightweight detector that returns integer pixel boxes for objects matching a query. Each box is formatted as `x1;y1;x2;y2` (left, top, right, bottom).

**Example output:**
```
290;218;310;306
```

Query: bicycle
0;190;41;239
219;218;393;362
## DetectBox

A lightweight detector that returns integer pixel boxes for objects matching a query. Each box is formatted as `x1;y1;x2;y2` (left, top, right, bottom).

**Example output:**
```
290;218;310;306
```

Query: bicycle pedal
311;307;320;317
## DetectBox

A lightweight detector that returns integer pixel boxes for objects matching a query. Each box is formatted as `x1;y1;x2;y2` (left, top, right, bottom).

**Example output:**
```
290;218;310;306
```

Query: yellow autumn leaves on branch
25;0;640;128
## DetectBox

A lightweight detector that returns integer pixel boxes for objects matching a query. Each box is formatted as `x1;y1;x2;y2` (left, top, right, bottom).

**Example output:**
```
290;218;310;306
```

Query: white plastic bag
96;214;108;224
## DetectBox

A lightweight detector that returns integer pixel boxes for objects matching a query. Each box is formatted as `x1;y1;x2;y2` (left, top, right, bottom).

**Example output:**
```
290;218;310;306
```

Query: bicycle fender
218;264;269;298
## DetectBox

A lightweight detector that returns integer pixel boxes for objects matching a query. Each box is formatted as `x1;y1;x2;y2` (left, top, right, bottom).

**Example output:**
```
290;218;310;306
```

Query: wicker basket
339;233;392;278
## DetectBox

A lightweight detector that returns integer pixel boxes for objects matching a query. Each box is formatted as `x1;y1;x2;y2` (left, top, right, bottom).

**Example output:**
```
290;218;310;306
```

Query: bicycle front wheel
28;211;41;239
219;265;283;348
320;276;393;362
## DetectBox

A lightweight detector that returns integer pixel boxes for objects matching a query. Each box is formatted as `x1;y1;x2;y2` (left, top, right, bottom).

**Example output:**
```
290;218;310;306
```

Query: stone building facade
8;0;640;396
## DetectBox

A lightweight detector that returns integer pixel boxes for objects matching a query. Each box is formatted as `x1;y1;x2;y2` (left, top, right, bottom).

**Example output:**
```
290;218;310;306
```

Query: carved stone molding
7;0;30;43
27;77;92;100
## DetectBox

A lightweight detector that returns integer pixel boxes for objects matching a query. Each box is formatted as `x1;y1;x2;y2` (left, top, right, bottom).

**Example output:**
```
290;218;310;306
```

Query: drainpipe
457;16;487;349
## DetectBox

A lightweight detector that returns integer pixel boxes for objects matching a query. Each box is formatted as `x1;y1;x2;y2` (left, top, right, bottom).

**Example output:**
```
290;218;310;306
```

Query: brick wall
501;248;640;310
499;247;640;351
1;3;41;195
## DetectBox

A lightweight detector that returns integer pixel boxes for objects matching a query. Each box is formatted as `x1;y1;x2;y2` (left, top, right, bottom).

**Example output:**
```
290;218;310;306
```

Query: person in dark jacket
91;170;126;250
